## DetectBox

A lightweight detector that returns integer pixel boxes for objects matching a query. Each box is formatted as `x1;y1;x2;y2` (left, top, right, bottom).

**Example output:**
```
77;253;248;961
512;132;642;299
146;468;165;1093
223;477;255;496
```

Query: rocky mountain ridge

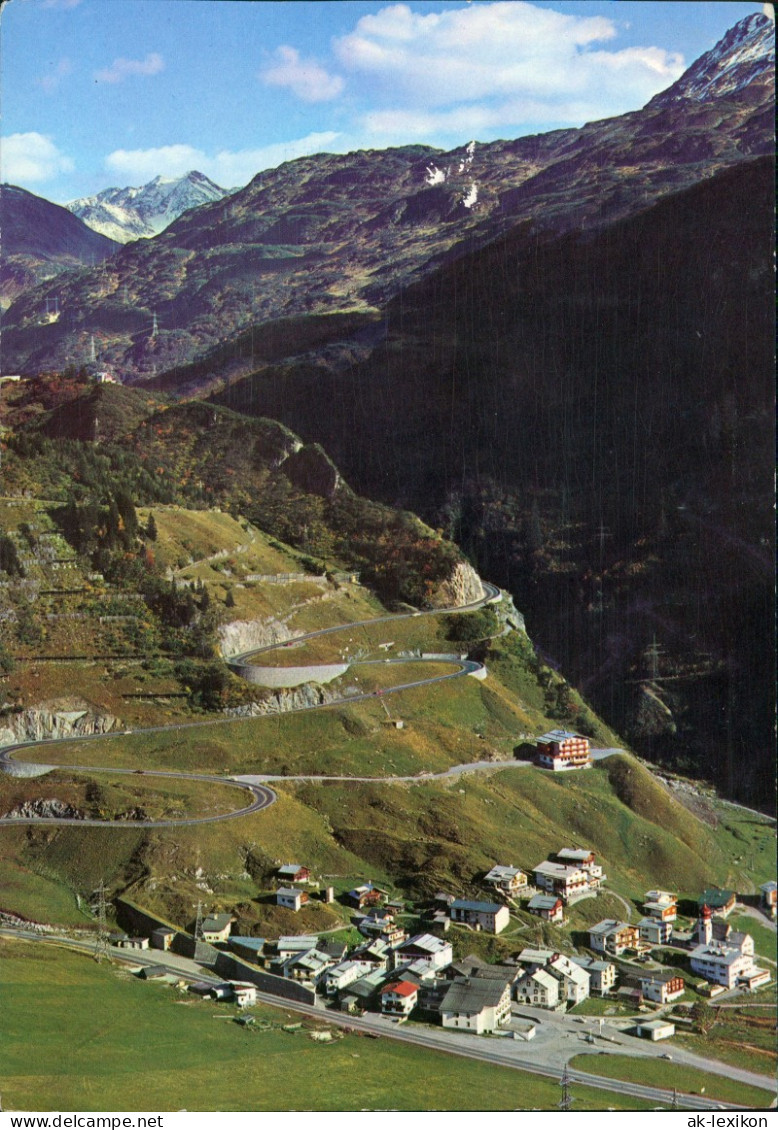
2;14;773;380
649;11;774;105
67;170;232;243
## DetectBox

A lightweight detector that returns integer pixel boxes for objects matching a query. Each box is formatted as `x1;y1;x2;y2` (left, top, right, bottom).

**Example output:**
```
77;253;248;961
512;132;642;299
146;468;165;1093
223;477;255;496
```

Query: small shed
636;1019;675;1041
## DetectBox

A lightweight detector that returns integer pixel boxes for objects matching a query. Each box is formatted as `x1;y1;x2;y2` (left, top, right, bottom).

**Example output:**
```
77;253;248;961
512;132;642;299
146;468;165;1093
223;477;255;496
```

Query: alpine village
0;5;775;1116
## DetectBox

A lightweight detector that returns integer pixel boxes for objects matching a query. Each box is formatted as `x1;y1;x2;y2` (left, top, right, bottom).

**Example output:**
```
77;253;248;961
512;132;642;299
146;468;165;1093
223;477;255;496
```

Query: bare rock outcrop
224;682;339;716
427;562;485;609
0;699;119;750
218;617;300;659
3;798;84;820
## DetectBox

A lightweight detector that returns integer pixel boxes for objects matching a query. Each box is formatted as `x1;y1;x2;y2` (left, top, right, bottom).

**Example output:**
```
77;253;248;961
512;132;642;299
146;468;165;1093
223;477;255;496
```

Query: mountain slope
0;185;119;309
1;15;773;379
67;171;231;243
214;154;775;810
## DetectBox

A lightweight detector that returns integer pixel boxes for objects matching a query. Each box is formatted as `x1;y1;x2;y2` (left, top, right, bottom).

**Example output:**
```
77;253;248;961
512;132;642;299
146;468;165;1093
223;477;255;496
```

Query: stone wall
213;952;316;1006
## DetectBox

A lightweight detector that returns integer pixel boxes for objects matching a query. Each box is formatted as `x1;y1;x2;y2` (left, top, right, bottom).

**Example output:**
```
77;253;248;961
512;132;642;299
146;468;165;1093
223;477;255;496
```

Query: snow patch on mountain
68;171;231;243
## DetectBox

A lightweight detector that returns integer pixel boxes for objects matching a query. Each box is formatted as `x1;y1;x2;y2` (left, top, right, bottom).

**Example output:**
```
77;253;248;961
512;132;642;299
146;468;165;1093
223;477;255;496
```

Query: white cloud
104;132;341;187
334;1;685;137
39;56;73;94
41;0;83;8
261;45;344;102
1;132;74;183
95;53;164;85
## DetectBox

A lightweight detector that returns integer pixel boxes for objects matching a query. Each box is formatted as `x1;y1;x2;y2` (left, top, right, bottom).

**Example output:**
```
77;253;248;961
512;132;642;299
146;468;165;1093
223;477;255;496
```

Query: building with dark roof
439;977;512;1034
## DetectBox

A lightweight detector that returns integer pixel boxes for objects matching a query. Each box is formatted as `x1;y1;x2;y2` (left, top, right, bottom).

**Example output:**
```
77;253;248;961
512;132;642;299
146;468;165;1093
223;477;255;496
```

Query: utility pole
194;900;204;942
92;879;110;962
558;1065;573;1111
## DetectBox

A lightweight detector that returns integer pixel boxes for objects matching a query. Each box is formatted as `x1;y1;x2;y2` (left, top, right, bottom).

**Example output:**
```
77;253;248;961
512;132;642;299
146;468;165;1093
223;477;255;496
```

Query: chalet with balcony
589;920;639;956
535;730;592;770
346;882;384;910
483;864;528;896
639;972;685;1004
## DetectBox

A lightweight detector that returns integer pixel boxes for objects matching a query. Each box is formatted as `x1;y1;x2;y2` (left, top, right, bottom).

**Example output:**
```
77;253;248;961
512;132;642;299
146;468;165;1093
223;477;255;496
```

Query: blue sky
1;0;769;202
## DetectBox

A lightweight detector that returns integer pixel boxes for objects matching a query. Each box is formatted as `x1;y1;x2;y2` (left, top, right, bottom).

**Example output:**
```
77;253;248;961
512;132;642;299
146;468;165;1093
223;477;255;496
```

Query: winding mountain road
0;581;506;827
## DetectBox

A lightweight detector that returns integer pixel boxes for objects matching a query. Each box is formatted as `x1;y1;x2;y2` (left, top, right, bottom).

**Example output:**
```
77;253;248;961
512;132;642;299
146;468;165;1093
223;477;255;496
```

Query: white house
449;900;510;934
547;955;590;1004
689;940;760;990
393;933;453;971
638;917;673;945
201;914;233;943
276;887;307;911
515;968;560;1009
381;980;418;1017
324;960;374;996
569;955;616;995
230;982;257;1008
440;977;512;1034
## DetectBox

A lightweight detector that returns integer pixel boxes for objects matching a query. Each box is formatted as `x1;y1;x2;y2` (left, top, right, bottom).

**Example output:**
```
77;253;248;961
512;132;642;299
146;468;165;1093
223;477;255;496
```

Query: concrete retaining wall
226;662;349;688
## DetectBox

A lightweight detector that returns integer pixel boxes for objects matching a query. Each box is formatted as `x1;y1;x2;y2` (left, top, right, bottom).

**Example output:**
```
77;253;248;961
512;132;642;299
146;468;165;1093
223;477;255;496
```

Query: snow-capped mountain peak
648;12;775;107
67;170;231;243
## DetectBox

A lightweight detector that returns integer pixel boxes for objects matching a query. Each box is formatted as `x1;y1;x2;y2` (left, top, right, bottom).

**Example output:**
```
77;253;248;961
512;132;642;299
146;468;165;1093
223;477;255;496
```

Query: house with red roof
380;980;418;1017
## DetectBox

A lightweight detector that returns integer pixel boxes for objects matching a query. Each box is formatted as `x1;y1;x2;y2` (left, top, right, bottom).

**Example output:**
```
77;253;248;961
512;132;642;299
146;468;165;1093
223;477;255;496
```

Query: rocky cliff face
225;682;339;716
427;562;485;610
0;699;119;750
217;618;299;658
